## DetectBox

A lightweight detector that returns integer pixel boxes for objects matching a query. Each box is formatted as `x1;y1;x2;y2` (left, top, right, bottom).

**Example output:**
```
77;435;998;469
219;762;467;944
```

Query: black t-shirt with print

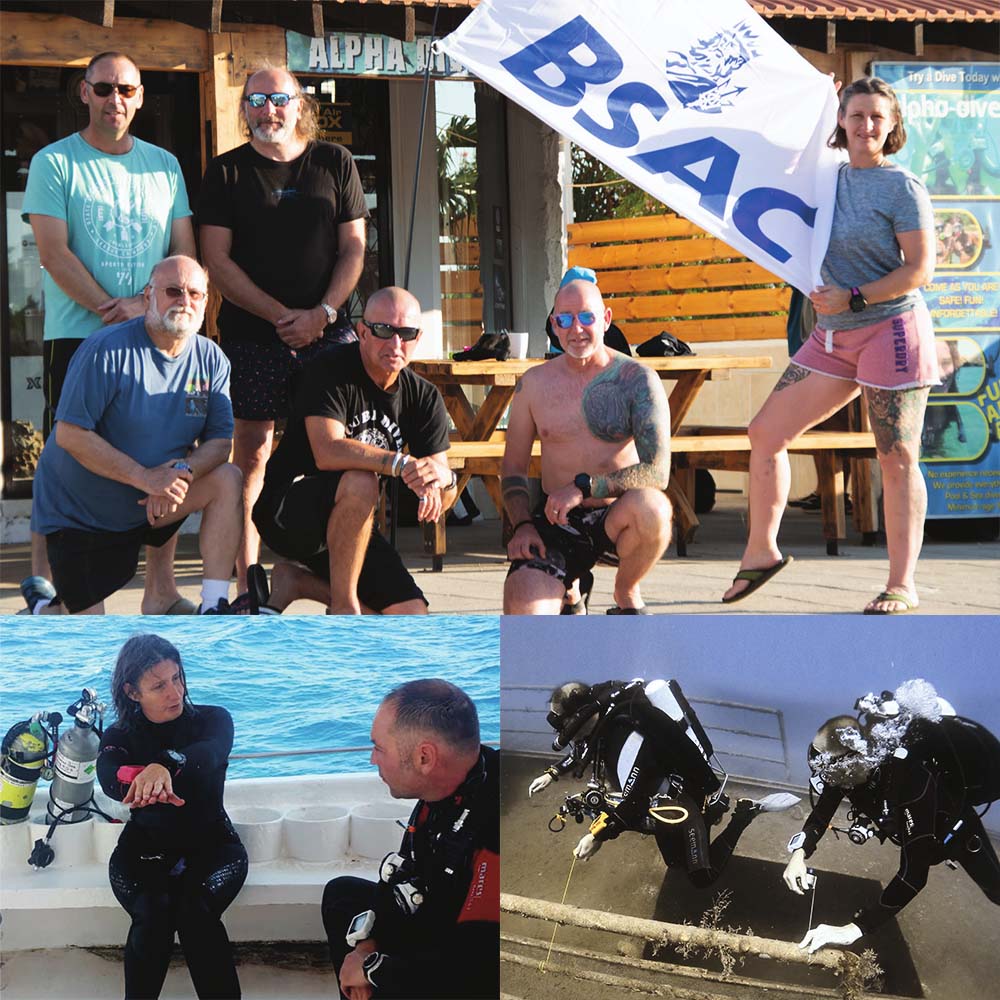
197;140;369;346
259;342;450;498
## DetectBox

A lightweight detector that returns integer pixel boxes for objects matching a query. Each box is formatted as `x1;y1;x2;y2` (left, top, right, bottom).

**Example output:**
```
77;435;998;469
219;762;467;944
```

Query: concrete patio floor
2;493;997;616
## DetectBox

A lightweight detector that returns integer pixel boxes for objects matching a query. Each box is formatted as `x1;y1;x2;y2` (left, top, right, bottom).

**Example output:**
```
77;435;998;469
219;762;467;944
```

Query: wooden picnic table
410;354;773;564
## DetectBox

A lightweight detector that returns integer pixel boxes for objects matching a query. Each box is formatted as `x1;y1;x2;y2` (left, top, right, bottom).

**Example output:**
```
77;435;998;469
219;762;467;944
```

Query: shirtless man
501;279;672;615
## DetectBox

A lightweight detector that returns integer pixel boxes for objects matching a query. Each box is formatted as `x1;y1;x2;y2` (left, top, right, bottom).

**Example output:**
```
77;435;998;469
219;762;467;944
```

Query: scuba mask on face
547;682;598;749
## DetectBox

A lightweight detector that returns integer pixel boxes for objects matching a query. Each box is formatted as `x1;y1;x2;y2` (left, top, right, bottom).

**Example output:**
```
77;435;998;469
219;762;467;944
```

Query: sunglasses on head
153;284;207;303
364;321;421;342
87;81;139;98
553;310;597;329
245;92;296;108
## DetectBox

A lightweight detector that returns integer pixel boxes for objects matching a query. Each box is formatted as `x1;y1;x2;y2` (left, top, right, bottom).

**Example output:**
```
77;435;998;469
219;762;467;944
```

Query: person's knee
129;890;174;936
504;566;563;611
625;488;672;531
381;598;427;615
334;470;380;511
201;461;244;503
748;412;793;453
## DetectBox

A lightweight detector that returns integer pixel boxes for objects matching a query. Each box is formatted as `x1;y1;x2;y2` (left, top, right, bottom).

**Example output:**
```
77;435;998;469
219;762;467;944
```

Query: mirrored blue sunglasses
553;311;597;329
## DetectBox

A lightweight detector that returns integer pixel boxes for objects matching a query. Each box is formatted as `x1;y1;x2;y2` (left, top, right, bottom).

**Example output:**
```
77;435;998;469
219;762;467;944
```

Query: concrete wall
501;616;1000;835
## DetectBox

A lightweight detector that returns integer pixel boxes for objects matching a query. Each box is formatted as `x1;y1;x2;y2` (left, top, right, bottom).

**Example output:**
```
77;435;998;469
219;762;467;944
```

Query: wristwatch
319;302;337;325
848;287;867;313
787;831;807;853
362;950;385;986
574;473;592;499
156;749;186;776
171;461;194;476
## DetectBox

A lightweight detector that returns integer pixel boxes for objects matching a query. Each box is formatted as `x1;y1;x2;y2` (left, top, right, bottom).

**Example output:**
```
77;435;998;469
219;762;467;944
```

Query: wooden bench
424;429;878;567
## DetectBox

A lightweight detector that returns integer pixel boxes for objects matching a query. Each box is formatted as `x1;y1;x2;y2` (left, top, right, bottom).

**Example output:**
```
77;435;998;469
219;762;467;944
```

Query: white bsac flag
439;0;845;292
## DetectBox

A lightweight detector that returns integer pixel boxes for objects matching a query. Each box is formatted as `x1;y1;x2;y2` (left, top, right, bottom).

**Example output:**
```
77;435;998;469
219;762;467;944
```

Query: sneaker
451;331;511;362
19;576;57;615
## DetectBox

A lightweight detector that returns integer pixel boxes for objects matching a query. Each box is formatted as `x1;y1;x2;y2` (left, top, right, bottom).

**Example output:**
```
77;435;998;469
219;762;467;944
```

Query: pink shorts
792;303;940;390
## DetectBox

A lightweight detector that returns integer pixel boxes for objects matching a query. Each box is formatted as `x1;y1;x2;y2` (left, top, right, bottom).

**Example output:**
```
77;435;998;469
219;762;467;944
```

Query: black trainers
452;331;511;361
200;598;232;615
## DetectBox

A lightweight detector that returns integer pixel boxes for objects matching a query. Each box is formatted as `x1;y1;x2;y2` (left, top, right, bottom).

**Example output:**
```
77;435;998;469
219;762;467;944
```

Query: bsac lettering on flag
438;0;845;293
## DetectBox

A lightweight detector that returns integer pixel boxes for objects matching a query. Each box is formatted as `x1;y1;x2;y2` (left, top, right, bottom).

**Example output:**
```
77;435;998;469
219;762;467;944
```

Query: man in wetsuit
786;704;1000;953
529;679;798;885
322;679;499;999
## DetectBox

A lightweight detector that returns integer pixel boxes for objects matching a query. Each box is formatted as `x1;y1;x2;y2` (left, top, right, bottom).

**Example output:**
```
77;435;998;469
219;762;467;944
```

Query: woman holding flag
723;76;938;615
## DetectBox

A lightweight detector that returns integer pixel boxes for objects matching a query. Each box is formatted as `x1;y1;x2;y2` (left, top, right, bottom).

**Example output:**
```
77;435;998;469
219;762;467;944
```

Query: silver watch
319;302;337;325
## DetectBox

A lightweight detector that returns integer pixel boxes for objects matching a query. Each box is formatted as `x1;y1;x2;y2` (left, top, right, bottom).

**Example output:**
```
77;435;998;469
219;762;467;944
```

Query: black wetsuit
800;716;1000;934
322;746;499;999
97;705;248;1000
550;679;754;888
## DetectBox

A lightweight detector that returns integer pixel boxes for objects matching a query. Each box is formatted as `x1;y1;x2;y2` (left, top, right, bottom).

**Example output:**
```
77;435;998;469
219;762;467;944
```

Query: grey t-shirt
819;162;933;331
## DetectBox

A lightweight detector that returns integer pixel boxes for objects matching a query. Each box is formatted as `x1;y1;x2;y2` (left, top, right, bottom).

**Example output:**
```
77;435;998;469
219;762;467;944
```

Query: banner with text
287;30;471;78
439;0;843;292
877;62;1000;519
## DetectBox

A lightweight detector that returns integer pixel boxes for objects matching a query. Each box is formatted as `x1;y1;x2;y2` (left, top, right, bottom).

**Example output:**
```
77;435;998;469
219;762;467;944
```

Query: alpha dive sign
439;0;844;292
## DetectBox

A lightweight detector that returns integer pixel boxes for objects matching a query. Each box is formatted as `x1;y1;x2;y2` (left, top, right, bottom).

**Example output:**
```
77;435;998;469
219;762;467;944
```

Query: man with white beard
29;256;242;614
198;66;368;596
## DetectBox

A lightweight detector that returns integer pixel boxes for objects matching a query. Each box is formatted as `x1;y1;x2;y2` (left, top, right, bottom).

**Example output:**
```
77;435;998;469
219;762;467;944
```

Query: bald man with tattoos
501;280;672;615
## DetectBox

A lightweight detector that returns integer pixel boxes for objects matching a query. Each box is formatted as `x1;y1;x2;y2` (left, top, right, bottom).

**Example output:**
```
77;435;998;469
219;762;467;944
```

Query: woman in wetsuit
723;77;938;614
97;634;247;999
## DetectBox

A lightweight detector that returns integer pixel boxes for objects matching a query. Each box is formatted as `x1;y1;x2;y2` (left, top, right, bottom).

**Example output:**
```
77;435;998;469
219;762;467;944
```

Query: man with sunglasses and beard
29;256;241;615
199;65;368;600
253;287;456;614
21;51;196;614
501;278;673;614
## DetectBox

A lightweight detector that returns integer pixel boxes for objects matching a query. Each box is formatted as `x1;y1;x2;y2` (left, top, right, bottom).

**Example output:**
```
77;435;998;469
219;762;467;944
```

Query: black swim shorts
506;501;618;588
45;518;187;613
222;321;355;421
253;473;426;612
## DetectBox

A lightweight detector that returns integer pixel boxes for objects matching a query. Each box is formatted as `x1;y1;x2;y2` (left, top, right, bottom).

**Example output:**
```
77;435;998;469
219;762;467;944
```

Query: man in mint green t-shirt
21;50;196;615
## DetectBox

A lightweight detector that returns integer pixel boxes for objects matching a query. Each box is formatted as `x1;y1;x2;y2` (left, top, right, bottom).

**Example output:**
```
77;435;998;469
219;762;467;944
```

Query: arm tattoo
502;475;530;508
774;364;811;392
583;358;671;497
864;386;929;455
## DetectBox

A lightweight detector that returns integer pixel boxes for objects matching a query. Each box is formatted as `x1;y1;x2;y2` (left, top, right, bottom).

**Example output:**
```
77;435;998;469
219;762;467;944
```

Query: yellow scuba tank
1;717;54;824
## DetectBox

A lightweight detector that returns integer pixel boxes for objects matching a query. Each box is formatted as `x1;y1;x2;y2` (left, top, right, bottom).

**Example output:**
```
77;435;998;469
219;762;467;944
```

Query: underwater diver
785;680;1000;954
97;634;248;999
530;679;798;885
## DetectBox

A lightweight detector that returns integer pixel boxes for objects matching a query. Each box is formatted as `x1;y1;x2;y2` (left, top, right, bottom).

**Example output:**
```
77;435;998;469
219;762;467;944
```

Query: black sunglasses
364;321;421;342
245;92;296;108
87;81;139;98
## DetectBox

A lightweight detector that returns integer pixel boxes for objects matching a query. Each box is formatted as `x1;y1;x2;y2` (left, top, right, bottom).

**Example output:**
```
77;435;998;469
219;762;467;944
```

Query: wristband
390;451;406;477
117;765;144;784
511;519;534;533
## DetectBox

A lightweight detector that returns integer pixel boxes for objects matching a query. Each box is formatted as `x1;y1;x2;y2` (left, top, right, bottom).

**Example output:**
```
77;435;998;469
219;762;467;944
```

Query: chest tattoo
582;359;644;442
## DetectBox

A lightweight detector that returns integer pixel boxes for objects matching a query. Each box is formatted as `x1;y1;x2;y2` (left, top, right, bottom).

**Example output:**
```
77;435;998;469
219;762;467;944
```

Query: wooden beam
826;19;836;55
168;0;224;33
881;19;926;56
404;6;416;44
71;1;115;29
0;12;210;71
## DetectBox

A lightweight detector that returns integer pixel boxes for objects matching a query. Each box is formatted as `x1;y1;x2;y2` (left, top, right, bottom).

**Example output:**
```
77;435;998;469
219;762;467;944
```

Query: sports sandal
721;556;793;604
606;605;652;615
863;591;917;615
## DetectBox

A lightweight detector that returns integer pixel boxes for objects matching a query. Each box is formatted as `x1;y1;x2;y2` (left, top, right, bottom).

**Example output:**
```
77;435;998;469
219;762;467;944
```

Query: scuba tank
47;689;103;824
1;713;59;824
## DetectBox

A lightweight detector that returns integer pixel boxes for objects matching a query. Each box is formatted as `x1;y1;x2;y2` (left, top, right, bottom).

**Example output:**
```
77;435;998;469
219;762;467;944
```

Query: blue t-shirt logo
82;194;156;259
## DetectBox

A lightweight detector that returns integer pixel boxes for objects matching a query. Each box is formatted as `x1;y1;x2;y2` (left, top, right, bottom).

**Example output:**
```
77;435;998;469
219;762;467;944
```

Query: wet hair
239;64;319;142
85;52;140;81
382;679;480;755
828;77;906;155
110;634;192;730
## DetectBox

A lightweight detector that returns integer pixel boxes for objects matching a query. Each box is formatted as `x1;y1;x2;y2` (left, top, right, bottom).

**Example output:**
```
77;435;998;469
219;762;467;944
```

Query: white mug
508;332;530;359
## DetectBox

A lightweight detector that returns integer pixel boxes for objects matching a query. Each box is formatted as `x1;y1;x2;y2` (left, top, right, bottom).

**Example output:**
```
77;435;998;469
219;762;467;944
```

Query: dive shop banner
438;0;843;292
876;62;1000;519
286;30;471;78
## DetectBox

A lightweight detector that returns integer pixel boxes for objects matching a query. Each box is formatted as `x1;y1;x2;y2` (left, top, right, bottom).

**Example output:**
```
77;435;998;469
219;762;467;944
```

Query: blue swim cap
560;266;597;287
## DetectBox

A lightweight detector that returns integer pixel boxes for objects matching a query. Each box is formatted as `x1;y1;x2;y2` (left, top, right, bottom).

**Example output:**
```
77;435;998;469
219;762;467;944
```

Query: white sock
32;598;52;615
200;580;230;612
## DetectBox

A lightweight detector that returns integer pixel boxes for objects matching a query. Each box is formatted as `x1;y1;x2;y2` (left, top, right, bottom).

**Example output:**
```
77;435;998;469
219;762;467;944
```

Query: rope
540;854;576;973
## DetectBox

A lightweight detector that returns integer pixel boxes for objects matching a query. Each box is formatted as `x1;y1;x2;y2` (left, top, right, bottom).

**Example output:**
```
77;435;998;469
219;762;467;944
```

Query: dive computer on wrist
848;287;867;313
574;473;592;499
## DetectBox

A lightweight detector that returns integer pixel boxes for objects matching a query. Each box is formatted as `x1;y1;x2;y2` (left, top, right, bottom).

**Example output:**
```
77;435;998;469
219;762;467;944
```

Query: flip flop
164;597;197;615
560;570;593;616
721;556;793;604
863;591;917;615
606;605;652;615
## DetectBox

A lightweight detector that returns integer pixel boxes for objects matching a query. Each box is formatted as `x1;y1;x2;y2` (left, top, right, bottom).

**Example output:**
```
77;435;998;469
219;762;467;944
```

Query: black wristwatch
156;749;186;776
574;473;592;499
848;286;867;313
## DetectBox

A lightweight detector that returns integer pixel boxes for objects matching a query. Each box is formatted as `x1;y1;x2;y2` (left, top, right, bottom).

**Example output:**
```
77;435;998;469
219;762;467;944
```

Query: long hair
828;76;906;155
239;65;319;143
110;634;193;730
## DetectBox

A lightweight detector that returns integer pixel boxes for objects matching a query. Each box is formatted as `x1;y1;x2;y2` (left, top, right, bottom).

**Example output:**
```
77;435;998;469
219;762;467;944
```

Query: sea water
1;617;499;780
